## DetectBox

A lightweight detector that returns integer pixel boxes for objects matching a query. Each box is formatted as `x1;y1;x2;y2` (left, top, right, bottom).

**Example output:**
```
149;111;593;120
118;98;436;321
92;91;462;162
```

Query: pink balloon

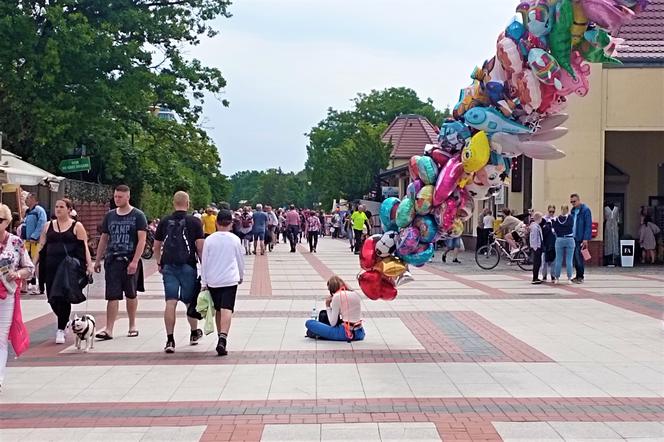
433;155;464;207
455;190;474;221
555;51;591;98
582;0;635;33
442;197;457;230
409;156;420;181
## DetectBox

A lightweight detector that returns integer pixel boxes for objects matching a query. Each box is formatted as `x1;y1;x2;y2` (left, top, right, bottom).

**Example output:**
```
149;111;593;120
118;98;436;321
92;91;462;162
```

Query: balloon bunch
357;0;648;302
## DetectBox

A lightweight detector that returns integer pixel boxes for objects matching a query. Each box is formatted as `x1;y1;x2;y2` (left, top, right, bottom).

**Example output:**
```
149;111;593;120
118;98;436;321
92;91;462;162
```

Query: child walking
201;209;245;356
530;212;544;284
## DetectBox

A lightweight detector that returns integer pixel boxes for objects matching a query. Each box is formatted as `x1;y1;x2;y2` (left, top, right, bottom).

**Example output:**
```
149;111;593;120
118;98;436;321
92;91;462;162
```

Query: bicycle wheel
516;248;534;271
475;244;500;270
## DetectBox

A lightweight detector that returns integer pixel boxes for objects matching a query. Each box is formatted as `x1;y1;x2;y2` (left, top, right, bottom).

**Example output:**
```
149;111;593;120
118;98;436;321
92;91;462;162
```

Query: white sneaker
55;329;65;344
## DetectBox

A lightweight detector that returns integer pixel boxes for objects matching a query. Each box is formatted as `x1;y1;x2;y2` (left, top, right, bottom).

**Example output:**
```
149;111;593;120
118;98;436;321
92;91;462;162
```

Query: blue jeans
305;319;365;341
574;240;585;279
162;264;198;304
553;237;575;280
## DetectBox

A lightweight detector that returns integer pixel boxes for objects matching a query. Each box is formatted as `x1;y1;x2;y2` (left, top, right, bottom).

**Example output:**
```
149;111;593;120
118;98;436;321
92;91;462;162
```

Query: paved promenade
1;237;663;441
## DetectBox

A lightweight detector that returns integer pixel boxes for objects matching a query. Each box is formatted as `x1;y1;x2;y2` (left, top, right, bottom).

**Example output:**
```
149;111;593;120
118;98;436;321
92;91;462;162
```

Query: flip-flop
127;330;139;337
95;331;113;341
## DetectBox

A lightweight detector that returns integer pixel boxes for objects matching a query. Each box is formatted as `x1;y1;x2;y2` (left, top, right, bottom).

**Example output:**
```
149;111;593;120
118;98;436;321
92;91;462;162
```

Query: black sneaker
216;336;227;356
164;338;175;353
442;253;447;263
452;258;461;264
531;279;543;285
190;329;203;345
572;277;584;284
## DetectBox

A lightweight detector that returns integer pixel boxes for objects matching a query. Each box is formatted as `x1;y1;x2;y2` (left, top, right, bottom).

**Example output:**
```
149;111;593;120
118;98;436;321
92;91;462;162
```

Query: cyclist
498;209;526;255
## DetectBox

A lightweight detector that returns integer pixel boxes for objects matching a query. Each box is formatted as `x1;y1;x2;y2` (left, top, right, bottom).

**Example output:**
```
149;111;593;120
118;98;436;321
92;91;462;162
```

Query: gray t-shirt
102;208;148;259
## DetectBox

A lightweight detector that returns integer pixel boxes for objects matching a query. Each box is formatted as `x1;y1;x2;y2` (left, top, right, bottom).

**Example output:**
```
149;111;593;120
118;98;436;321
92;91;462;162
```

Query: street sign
59;157;91;173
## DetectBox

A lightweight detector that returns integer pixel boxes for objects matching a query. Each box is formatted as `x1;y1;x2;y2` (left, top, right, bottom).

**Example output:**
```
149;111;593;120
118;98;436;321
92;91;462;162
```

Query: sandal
95;331;113;341
127;330;139;337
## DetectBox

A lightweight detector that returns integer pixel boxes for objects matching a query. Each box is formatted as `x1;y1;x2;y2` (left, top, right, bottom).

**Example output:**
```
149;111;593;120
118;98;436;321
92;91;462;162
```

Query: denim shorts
252;229;266;241
445;238;461;249
162;264;198;304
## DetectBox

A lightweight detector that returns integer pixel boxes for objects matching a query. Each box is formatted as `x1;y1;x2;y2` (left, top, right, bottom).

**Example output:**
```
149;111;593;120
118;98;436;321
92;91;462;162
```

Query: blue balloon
438;119;471;152
506;19;525;41
413;215;438;244
380;197;400;231
401;243;435;267
464;107;531;135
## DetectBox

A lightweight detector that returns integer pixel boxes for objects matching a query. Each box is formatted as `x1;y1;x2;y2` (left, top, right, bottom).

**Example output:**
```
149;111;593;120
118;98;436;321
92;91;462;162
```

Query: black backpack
162;218;191;265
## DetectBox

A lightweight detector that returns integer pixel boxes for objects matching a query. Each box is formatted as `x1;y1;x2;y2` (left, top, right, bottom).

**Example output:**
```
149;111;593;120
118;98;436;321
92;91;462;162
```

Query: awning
0;149;64;187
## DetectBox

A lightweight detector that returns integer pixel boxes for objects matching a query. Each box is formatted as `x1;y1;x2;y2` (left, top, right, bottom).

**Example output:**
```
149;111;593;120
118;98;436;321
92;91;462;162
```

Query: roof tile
616;0;664;62
381;115;439;159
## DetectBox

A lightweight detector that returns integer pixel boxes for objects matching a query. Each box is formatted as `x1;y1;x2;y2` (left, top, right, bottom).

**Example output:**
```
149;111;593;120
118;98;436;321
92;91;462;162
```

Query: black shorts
104;258;139;301
208;285;238;312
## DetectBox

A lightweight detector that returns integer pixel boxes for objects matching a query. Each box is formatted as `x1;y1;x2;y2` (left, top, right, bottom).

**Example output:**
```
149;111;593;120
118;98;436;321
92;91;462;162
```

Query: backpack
162;218;191;265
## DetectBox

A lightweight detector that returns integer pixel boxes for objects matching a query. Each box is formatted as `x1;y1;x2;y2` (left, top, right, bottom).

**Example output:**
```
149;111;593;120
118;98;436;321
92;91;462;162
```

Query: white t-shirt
482;215;495;229
326;290;362;326
201;231;245;288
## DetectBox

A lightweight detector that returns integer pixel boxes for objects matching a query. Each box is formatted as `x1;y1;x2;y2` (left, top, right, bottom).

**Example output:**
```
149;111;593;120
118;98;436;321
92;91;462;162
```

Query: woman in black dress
34;199;94;344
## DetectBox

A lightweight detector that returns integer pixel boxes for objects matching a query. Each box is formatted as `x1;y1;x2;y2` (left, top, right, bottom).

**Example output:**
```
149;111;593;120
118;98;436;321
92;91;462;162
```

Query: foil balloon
555;51;591;97
413;215;438;243
406;179;424;200
571;0;589;46
360;234;381;271
439;198;457;230
395;197;416;228
408;156;421;181
581;0;635;32
578;28;622;64
358;270;397;301
447;218;465;238
416;155;439;185
439;119;471;153
401;243;434;267
496;34;524;80
415;185;434;215
428;148;452;168
528;48;563;89
379;197;400;231
462;131;491;173
455;190;474;222
373;256;407;278
464;107;532;135
464;180;503;201
397;226;421;256
433;155;464;206
513;70;543;112
526;0;553;37
549;0;575;77
505;18;526;41
453;79;490;119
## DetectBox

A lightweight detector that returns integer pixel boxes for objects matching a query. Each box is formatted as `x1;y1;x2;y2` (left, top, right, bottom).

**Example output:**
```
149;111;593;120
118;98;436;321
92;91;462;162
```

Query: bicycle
475;232;534;271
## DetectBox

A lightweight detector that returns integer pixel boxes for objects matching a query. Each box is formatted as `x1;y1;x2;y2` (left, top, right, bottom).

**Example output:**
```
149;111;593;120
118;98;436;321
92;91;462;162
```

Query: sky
188;0;518;175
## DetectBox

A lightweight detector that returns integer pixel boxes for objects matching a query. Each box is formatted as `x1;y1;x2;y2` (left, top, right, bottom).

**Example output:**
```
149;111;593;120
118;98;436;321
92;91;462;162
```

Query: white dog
67;314;96;352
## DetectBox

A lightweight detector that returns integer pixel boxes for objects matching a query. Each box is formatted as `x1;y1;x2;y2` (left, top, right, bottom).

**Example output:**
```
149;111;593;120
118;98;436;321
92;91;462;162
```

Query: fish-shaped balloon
464;107;532;135
528;48;563;90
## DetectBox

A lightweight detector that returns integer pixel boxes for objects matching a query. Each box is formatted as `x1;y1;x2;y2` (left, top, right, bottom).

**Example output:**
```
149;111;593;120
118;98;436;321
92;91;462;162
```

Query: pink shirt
285;210;300;226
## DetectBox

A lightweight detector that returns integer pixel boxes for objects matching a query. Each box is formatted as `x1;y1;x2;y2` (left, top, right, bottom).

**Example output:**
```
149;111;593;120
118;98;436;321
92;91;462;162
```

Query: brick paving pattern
1;238;662;441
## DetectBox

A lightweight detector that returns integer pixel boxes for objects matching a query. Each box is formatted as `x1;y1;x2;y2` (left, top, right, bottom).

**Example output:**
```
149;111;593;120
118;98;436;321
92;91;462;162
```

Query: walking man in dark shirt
94;185;148;340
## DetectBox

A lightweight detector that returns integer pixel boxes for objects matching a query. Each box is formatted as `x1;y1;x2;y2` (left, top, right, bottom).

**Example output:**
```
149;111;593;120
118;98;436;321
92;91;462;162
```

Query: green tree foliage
228;169;315;210
305;87;448;208
0;0;230;213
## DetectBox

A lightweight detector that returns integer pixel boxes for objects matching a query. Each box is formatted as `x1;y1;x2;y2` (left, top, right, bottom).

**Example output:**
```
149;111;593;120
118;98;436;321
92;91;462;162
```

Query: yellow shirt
351;211;368;231
201;213;217;235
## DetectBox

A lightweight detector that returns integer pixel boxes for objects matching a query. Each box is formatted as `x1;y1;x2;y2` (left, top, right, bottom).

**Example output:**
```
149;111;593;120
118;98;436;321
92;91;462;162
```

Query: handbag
58;220;88;304
581;247;592;262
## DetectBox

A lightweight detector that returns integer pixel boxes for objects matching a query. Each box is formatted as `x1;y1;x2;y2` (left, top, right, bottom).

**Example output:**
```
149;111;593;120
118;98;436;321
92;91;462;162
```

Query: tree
0;0;230;211
305;87;448;208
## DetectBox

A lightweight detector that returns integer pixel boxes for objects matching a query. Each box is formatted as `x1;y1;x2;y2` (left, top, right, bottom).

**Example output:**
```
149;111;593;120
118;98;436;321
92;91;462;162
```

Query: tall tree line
0;0;231;216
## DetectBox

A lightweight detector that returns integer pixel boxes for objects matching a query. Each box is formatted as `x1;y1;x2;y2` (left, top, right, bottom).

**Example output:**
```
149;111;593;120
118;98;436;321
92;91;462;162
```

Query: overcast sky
188;0;517;175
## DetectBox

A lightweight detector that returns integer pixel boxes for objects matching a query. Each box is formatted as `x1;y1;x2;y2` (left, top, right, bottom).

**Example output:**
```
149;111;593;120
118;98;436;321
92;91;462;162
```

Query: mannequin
604;202;619;266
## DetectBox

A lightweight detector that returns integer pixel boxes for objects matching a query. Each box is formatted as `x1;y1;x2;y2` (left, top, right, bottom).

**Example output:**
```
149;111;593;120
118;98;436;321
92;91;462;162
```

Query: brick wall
74;201;109;237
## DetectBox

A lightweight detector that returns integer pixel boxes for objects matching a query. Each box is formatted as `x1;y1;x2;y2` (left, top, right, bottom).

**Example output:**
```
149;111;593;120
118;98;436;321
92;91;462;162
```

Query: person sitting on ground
498;209;526;255
305;276;365;342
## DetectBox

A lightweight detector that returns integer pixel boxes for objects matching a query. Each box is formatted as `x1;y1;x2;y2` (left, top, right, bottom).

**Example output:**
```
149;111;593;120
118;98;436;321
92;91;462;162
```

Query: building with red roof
378;114;439;198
